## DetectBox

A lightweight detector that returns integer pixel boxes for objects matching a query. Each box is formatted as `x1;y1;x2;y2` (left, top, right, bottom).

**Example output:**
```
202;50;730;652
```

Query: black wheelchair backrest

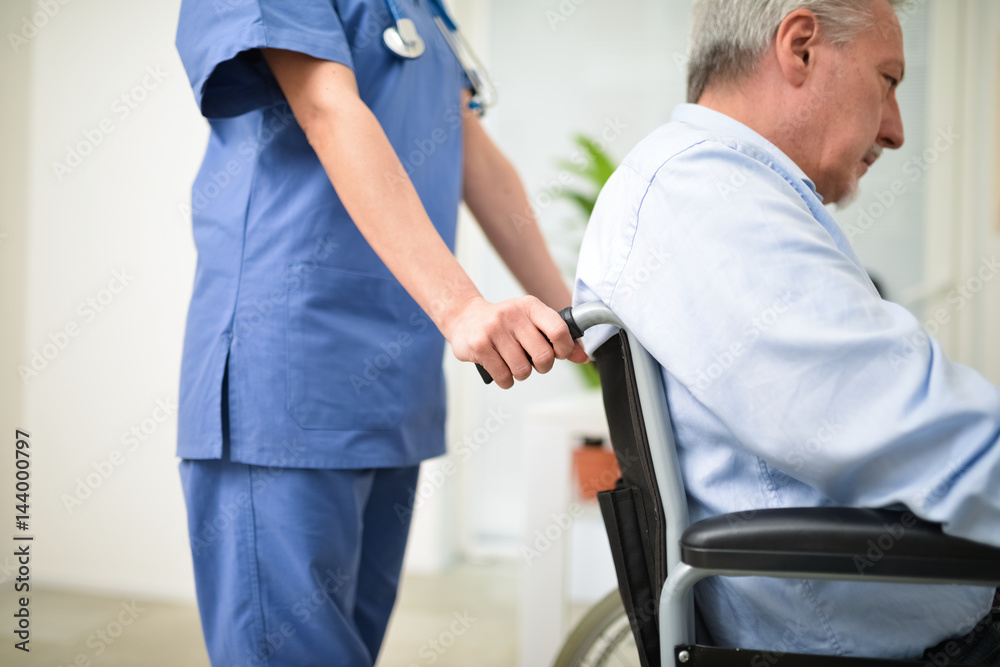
593;331;668;667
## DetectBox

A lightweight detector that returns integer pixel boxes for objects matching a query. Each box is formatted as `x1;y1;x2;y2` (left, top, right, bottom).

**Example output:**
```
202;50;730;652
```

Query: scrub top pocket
286;264;405;430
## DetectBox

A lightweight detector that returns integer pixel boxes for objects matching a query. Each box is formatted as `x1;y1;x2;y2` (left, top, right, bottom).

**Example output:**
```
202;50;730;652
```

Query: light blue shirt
175;0;471;467
574;104;1000;659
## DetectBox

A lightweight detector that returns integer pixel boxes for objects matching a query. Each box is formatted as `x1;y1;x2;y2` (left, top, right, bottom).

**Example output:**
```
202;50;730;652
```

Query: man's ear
775;8;819;87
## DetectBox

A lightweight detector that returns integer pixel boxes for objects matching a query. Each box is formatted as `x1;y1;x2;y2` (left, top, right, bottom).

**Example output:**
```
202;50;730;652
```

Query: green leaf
552;133;619;235
575;136;616;187
578;361;602;389
562;190;596;217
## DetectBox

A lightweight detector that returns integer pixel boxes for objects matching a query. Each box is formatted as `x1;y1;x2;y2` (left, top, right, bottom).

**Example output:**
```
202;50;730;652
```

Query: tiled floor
0;585;210;666
377;559;521;667
0;560;581;666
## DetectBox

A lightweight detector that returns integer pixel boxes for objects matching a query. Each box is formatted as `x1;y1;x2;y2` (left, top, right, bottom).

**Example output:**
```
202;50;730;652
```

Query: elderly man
575;0;1000;661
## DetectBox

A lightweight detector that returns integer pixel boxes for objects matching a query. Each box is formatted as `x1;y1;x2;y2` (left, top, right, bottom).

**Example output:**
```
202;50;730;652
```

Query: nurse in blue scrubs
174;0;585;664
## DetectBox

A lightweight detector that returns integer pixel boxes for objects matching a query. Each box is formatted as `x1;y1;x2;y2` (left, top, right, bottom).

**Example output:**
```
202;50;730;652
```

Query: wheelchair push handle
475;306;583;385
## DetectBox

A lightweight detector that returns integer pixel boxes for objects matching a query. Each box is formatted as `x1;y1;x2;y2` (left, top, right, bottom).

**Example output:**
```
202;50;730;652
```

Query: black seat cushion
681;507;1000;583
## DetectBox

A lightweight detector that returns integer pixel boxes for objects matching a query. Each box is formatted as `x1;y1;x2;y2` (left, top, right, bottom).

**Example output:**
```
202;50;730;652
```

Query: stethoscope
382;0;497;114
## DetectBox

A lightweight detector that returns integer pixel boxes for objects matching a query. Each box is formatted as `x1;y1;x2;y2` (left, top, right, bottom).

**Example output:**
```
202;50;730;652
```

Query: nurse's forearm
262;48;587;388
462;113;573;311
264;54;479;330
315;110;484;326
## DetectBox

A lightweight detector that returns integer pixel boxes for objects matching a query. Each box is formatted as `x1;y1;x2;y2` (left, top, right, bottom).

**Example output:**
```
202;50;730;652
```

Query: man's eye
884;75;898;89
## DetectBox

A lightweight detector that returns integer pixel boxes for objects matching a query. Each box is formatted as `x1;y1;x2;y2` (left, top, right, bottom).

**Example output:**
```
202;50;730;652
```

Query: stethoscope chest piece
383;18;425;59
380;0;495;112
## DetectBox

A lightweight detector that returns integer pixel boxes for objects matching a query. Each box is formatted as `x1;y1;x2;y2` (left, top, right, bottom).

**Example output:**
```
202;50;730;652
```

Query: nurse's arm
460;91;575;313
262;48;586;389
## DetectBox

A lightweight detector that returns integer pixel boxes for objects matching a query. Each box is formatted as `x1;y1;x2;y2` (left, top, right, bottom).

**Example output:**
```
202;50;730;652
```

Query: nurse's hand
445;295;588;389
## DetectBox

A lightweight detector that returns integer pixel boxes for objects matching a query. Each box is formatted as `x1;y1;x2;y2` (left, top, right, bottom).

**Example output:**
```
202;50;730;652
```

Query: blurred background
0;0;998;665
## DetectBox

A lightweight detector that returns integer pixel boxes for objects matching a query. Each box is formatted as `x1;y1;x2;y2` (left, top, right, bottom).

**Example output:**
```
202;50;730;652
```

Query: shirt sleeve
602;141;1000;548
175;0;356;118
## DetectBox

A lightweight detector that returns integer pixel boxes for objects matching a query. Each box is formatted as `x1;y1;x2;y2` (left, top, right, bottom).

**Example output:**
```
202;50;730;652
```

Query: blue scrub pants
179;453;418;666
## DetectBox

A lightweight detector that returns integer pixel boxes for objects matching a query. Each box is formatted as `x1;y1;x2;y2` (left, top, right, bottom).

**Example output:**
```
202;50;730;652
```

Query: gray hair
687;0;906;103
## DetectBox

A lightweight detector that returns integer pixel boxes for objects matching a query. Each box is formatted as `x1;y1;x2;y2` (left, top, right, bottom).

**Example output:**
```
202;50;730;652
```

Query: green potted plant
555;134;618;389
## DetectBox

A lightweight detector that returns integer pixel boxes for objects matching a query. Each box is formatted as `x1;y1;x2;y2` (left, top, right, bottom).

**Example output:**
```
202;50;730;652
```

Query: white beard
834;179;861;210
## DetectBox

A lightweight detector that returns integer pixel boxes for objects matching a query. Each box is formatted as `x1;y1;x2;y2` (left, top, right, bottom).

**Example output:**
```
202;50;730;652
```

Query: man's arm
460;92;576;312
586;141;1000;548
262;48;582;388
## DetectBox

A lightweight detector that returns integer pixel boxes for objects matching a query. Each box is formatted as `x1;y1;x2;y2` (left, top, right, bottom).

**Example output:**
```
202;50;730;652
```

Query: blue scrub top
175;0;470;468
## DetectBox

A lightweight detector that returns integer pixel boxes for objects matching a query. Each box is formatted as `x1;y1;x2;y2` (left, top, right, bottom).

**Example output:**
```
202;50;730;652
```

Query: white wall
950;0;1000;381
922;0;1000;380
0;0;32;605
18;0;205;600
984;2;1000;382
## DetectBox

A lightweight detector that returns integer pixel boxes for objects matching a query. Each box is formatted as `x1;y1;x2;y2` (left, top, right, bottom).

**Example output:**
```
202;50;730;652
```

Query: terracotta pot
572;438;620;500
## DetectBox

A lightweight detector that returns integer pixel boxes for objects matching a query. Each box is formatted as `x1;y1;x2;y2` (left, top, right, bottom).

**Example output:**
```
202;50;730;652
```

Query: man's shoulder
620;121;785;186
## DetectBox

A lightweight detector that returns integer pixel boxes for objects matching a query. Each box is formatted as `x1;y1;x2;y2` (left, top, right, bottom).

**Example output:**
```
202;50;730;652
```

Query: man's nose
878;94;905;150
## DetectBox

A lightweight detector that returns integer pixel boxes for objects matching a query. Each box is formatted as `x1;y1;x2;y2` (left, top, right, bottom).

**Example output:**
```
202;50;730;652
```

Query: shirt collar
670;103;821;200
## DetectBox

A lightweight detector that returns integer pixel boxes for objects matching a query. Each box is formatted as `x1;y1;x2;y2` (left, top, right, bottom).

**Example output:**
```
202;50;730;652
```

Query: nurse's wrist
428;287;484;341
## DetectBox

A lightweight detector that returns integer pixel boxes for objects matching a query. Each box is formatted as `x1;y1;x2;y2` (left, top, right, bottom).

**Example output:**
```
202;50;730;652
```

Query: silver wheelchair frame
567;301;1000;667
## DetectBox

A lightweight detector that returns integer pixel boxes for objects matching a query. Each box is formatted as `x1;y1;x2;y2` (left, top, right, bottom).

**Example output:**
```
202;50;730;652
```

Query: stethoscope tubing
383;0;405;24
383;0;455;40
381;0;495;111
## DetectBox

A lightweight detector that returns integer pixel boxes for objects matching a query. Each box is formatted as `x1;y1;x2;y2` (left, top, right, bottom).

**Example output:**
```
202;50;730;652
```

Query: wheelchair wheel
553;590;641;667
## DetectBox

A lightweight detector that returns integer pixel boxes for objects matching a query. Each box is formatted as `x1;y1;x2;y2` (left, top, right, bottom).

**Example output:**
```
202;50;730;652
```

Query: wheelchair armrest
680;507;1000;583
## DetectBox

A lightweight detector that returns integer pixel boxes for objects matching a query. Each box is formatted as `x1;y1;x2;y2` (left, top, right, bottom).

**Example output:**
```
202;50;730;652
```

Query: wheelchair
550;301;1000;667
